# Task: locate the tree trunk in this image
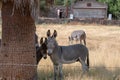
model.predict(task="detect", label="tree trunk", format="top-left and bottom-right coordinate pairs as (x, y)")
top-left (35, 0), bottom-right (40, 23)
top-left (0, 1), bottom-right (37, 80)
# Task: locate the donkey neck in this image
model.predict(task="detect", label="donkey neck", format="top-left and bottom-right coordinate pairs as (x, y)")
top-left (50, 45), bottom-right (63, 65)
top-left (53, 44), bottom-right (62, 55)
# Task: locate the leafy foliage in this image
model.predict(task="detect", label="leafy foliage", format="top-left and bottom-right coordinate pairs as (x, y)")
top-left (97, 0), bottom-right (120, 19)
top-left (54, 0), bottom-right (64, 5)
top-left (39, 0), bottom-right (50, 16)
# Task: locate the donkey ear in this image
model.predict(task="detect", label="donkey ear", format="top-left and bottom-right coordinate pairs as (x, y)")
top-left (52, 30), bottom-right (57, 38)
top-left (47, 29), bottom-right (51, 37)
top-left (40, 37), bottom-right (43, 44)
top-left (44, 37), bottom-right (47, 44)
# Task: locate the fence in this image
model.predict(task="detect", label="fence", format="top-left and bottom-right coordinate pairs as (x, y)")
top-left (38, 18), bottom-right (120, 26)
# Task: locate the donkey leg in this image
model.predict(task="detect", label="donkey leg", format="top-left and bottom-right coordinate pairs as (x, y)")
top-left (54, 65), bottom-right (58, 80)
top-left (78, 57), bottom-right (88, 79)
top-left (59, 64), bottom-right (63, 80)
top-left (68, 36), bottom-right (71, 45)
top-left (79, 57), bottom-right (88, 72)
top-left (83, 39), bottom-right (86, 46)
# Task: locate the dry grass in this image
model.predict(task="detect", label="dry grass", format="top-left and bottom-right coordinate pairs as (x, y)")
top-left (0, 16), bottom-right (120, 80)
top-left (1, 23), bottom-right (120, 80)
top-left (36, 23), bottom-right (120, 80)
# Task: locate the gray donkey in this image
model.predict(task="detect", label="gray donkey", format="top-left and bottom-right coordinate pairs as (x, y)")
top-left (69, 30), bottom-right (86, 45)
top-left (47, 30), bottom-right (89, 80)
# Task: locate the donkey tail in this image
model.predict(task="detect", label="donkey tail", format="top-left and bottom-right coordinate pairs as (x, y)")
top-left (87, 51), bottom-right (89, 69)
top-left (83, 32), bottom-right (86, 46)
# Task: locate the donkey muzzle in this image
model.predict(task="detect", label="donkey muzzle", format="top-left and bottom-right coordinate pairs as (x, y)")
top-left (43, 56), bottom-right (47, 59)
top-left (43, 55), bottom-right (47, 59)
top-left (47, 49), bottom-right (53, 56)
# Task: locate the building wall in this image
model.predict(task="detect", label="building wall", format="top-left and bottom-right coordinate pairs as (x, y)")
top-left (73, 8), bottom-right (107, 18)
top-left (73, 1), bottom-right (107, 19)
top-left (73, 1), bottom-right (107, 8)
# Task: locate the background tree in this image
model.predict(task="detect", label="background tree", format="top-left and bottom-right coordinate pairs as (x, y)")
top-left (97, 0), bottom-right (120, 19)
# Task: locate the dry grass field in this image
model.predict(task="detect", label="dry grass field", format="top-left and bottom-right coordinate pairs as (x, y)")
top-left (0, 22), bottom-right (120, 80)
top-left (36, 23), bottom-right (120, 80)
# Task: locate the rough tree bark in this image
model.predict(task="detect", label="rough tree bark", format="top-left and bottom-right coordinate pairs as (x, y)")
top-left (0, 1), bottom-right (38, 80)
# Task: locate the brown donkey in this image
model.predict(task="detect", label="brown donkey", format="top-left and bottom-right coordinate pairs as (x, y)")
top-left (35, 34), bottom-right (47, 64)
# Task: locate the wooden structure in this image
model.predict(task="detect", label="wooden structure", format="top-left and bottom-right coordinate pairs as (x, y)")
top-left (0, 0), bottom-right (38, 80)
top-left (72, 0), bottom-right (108, 19)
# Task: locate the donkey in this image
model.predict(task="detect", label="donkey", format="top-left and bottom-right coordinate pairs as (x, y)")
top-left (34, 33), bottom-right (47, 80)
top-left (47, 30), bottom-right (89, 80)
top-left (36, 37), bottom-right (47, 64)
top-left (69, 30), bottom-right (86, 46)
top-left (35, 33), bottom-right (47, 64)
